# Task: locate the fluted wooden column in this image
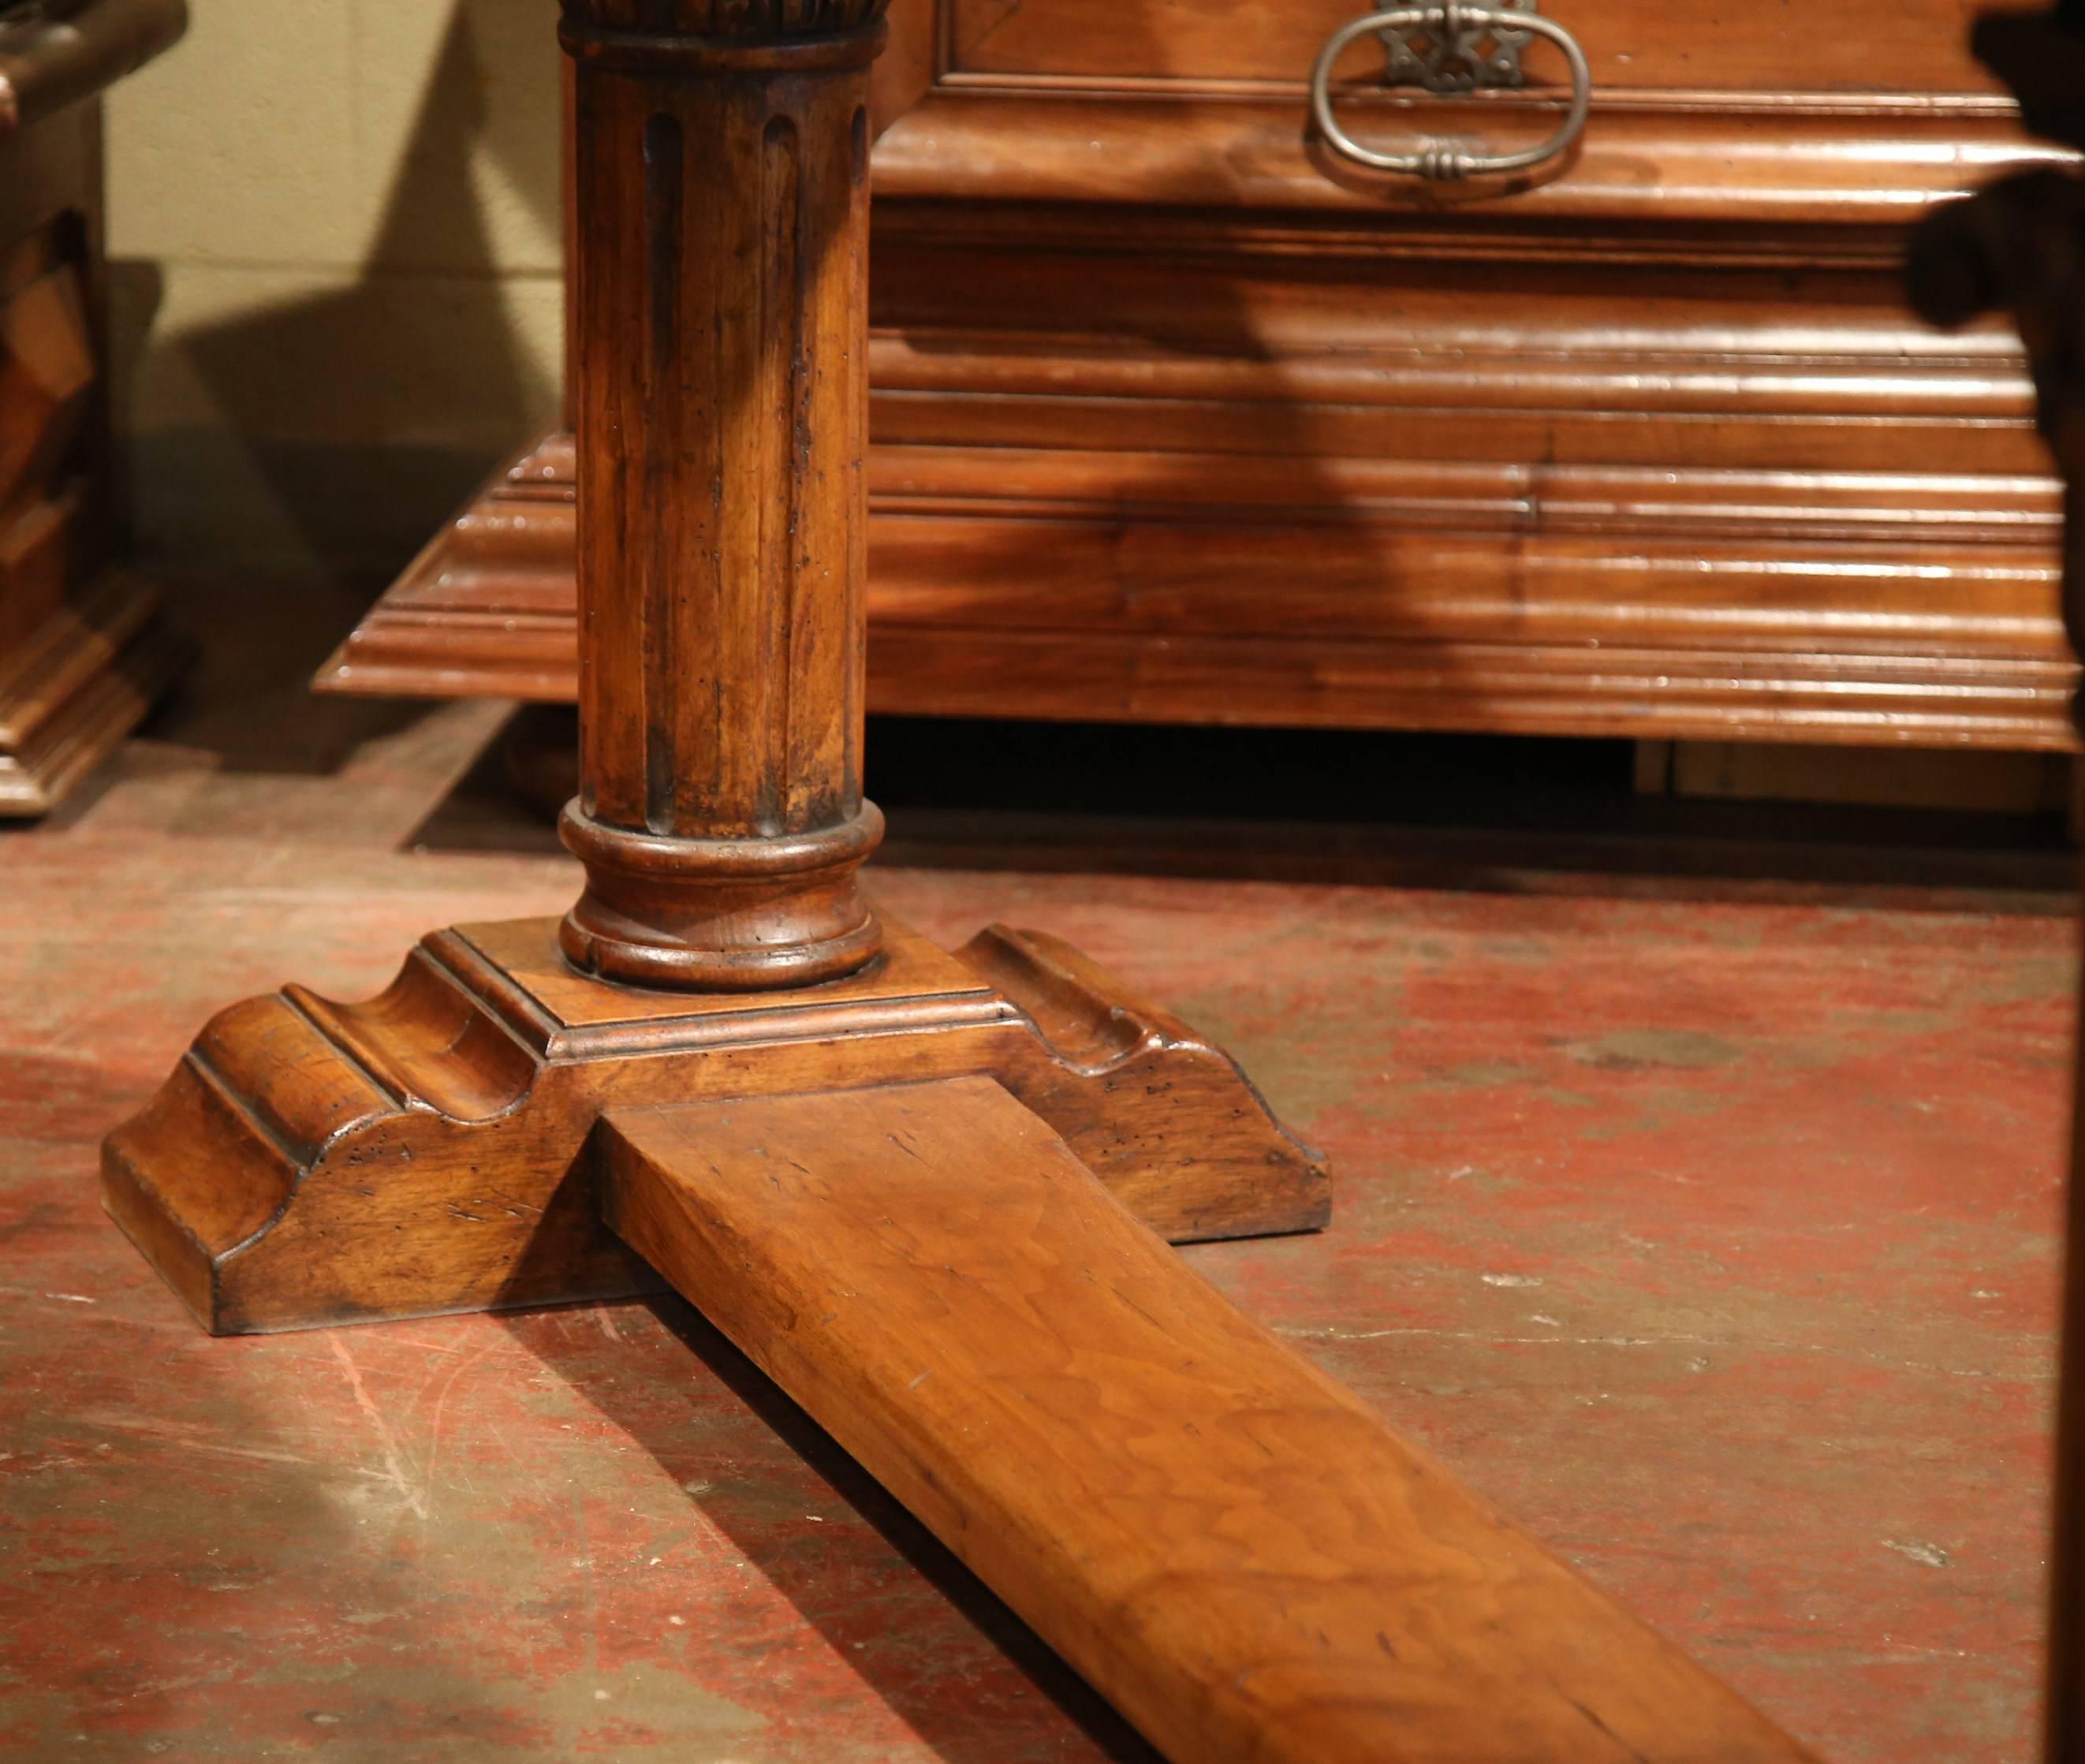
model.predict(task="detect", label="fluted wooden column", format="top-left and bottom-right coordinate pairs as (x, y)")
top-left (557, 0), bottom-right (887, 990)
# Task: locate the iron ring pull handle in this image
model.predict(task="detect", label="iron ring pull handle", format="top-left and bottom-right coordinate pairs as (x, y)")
top-left (1309, 4), bottom-right (1591, 181)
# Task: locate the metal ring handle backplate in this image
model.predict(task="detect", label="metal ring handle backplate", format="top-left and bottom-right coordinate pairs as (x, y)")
top-left (1310, 4), bottom-right (1591, 181)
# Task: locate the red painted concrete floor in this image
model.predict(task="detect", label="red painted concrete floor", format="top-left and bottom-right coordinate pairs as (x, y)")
top-left (1, 594), bottom-right (2075, 1760)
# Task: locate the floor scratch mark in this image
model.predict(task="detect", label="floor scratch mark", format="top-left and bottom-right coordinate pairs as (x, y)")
top-left (330, 1335), bottom-right (431, 1519)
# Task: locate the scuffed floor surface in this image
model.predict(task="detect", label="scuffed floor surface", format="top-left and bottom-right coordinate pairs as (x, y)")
top-left (0, 680), bottom-right (2073, 1760)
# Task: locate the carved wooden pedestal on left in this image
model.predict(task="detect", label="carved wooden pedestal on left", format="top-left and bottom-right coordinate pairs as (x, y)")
top-left (0, 2), bottom-right (188, 815)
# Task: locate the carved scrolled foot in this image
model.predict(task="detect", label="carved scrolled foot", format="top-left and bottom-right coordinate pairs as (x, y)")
top-left (956, 924), bottom-right (1330, 1243)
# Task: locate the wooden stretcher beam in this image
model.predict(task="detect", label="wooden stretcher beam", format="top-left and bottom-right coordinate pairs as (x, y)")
top-left (602, 1076), bottom-right (1818, 1764)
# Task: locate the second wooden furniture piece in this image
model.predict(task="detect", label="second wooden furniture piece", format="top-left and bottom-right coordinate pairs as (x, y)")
top-left (0, 0), bottom-right (186, 815)
top-left (320, 0), bottom-right (2080, 751)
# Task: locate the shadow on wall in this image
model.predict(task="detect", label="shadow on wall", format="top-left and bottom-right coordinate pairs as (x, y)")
top-left (106, 0), bottom-right (561, 576)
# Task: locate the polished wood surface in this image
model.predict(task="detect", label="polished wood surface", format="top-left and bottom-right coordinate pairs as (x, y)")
top-left (0, 0), bottom-right (185, 815)
top-left (0, 569), bottom-right (181, 811)
top-left (101, 911), bottom-right (1328, 1332)
top-left (106, 0), bottom-right (1332, 1322)
top-left (556, 0), bottom-right (889, 988)
top-left (107, 0), bottom-right (1837, 1753)
top-left (322, 0), bottom-right (2079, 749)
top-left (605, 1076), bottom-right (1817, 1764)
top-left (942, 0), bottom-right (2004, 94)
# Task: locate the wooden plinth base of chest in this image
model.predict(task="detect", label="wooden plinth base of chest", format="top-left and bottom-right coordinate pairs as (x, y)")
top-left (318, 391), bottom-right (2079, 751)
top-left (0, 570), bottom-right (184, 815)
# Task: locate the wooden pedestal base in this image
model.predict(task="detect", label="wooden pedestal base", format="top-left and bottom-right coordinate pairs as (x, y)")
top-left (102, 913), bottom-right (1327, 1335)
top-left (93, 2), bottom-right (1820, 1747)
top-left (100, 916), bottom-right (1815, 1760)
top-left (0, 572), bottom-right (183, 815)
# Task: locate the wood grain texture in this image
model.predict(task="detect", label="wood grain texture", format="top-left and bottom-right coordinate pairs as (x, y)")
top-left (101, 914), bottom-right (1327, 1333)
top-left (871, 95), bottom-right (2061, 225)
top-left (64, 654), bottom-right (2065, 1755)
top-left (319, 388), bottom-right (2078, 745)
top-left (556, 4), bottom-right (888, 988)
top-left (602, 1077), bottom-right (1818, 1764)
top-left (319, 43), bottom-right (2082, 751)
top-left (568, 55), bottom-right (864, 840)
top-left (942, 0), bottom-right (2003, 97)
top-left (0, 570), bottom-right (186, 814)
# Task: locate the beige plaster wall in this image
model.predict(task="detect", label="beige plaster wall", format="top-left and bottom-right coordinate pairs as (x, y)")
top-left (103, 0), bottom-right (566, 570)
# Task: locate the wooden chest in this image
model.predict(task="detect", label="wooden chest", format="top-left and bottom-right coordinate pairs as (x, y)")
top-left (320, 0), bottom-right (2079, 750)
